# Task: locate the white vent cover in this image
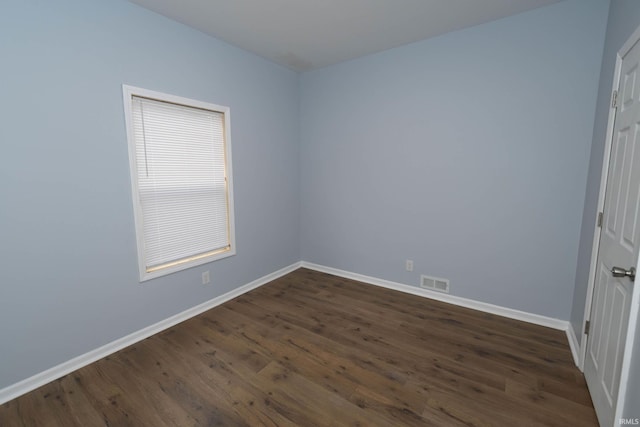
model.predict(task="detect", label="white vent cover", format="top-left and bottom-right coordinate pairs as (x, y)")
top-left (420, 275), bottom-right (450, 293)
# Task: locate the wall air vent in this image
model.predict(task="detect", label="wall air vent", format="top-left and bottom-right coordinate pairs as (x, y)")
top-left (420, 274), bottom-right (450, 293)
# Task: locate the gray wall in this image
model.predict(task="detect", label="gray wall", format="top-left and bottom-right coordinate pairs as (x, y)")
top-left (0, 0), bottom-right (300, 389)
top-left (299, 0), bottom-right (608, 320)
top-left (570, 0), bottom-right (640, 419)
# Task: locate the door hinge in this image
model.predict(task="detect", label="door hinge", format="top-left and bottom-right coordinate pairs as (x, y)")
top-left (597, 211), bottom-right (604, 228)
top-left (612, 90), bottom-right (619, 109)
top-left (585, 320), bottom-right (591, 335)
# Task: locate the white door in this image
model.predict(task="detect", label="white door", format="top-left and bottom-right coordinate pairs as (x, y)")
top-left (585, 38), bottom-right (640, 427)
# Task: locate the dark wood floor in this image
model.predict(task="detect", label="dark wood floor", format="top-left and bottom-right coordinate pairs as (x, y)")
top-left (0, 268), bottom-right (597, 426)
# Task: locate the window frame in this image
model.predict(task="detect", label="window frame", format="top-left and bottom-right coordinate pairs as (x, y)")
top-left (122, 84), bottom-right (236, 282)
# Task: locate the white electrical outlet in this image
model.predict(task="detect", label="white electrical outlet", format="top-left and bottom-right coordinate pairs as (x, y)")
top-left (202, 270), bottom-right (210, 285)
top-left (405, 260), bottom-right (414, 272)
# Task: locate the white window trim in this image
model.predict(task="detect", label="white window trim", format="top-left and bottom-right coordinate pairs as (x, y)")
top-left (122, 84), bottom-right (236, 282)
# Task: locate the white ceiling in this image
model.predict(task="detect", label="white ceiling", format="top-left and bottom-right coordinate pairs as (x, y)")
top-left (128, 0), bottom-right (563, 71)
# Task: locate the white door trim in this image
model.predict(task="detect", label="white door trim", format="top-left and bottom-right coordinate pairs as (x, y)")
top-left (582, 24), bottom-right (640, 426)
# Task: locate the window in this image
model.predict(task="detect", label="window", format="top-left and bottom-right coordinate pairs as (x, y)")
top-left (122, 85), bottom-right (235, 281)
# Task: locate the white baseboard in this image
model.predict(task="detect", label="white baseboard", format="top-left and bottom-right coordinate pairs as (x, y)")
top-left (301, 262), bottom-right (570, 331)
top-left (1, 260), bottom-right (578, 405)
top-left (566, 322), bottom-right (582, 370)
top-left (0, 262), bottom-right (302, 405)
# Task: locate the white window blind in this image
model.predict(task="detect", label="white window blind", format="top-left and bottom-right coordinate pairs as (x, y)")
top-left (124, 86), bottom-right (235, 281)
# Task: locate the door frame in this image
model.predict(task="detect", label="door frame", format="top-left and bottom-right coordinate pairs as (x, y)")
top-left (581, 23), bottom-right (640, 424)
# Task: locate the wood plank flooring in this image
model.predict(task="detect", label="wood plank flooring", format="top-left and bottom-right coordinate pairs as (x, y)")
top-left (0, 268), bottom-right (597, 426)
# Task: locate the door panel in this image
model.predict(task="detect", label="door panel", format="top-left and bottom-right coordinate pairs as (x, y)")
top-left (585, 39), bottom-right (640, 427)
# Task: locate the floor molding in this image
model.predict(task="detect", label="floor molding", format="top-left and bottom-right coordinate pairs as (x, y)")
top-left (566, 322), bottom-right (582, 370)
top-left (301, 262), bottom-right (570, 331)
top-left (0, 262), bottom-right (302, 406)
top-left (1, 260), bottom-right (577, 405)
